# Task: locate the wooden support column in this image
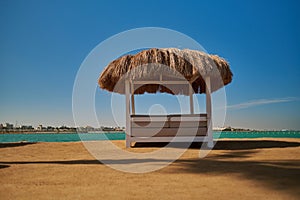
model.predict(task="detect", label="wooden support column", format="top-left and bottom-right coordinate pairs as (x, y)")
top-left (125, 79), bottom-right (131, 148)
top-left (189, 84), bottom-right (194, 114)
top-left (131, 82), bottom-right (135, 114)
top-left (205, 76), bottom-right (213, 148)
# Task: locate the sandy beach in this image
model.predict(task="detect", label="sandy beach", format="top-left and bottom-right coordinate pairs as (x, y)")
top-left (0, 138), bottom-right (299, 200)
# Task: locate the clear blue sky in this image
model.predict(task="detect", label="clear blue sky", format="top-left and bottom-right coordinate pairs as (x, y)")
top-left (1, 0), bottom-right (299, 130)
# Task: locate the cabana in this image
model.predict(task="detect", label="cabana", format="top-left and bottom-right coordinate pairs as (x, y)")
top-left (98, 48), bottom-right (232, 147)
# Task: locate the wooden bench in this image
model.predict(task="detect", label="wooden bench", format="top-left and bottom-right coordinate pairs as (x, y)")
top-left (127, 114), bottom-right (211, 146)
top-left (124, 77), bottom-right (213, 148)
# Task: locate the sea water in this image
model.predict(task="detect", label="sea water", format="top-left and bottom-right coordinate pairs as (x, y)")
top-left (0, 133), bottom-right (125, 143)
top-left (215, 131), bottom-right (300, 139)
top-left (0, 131), bottom-right (299, 143)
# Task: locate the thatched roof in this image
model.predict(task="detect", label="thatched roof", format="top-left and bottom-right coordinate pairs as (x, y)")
top-left (98, 48), bottom-right (232, 95)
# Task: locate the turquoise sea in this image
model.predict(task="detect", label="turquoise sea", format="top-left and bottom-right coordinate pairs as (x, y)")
top-left (0, 131), bottom-right (299, 143)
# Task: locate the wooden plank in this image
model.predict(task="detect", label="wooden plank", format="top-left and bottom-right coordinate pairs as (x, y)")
top-left (131, 116), bottom-right (168, 122)
top-left (130, 136), bottom-right (210, 143)
top-left (131, 116), bottom-right (207, 122)
top-left (169, 116), bottom-right (207, 121)
top-left (189, 73), bottom-right (200, 83)
top-left (132, 121), bottom-right (207, 128)
top-left (132, 121), bottom-right (169, 128)
top-left (131, 127), bottom-right (207, 137)
top-left (133, 80), bottom-right (189, 85)
top-left (169, 121), bottom-right (207, 128)
top-left (131, 114), bottom-right (207, 118)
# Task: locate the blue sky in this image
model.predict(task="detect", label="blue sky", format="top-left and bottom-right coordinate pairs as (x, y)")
top-left (1, 0), bottom-right (300, 130)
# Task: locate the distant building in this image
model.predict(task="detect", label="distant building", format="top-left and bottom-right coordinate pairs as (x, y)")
top-left (21, 125), bottom-right (34, 131)
top-left (57, 126), bottom-right (76, 132)
top-left (59, 126), bottom-right (69, 131)
top-left (213, 126), bottom-right (233, 131)
top-left (85, 126), bottom-right (95, 131)
top-left (114, 127), bottom-right (124, 131)
top-left (102, 127), bottom-right (114, 131)
top-left (4, 123), bottom-right (14, 130)
top-left (37, 125), bottom-right (43, 131)
top-left (47, 126), bottom-right (55, 131)
top-left (37, 125), bottom-right (47, 131)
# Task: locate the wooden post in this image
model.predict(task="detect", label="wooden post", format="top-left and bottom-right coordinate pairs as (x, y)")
top-left (125, 79), bottom-right (131, 148)
top-left (205, 76), bottom-right (213, 147)
top-left (131, 82), bottom-right (135, 114)
top-left (131, 95), bottom-right (135, 114)
top-left (189, 85), bottom-right (194, 114)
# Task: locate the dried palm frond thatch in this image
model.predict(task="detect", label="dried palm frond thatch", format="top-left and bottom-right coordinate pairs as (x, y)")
top-left (98, 48), bottom-right (232, 95)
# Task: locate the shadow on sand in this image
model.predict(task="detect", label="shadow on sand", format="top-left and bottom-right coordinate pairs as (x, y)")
top-left (174, 150), bottom-right (300, 198)
top-left (0, 165), bottom-right (10, 169)
top-left (0, 142), bottom-right (36, 149)
top-left (134, 140), bottom-right (300, 150)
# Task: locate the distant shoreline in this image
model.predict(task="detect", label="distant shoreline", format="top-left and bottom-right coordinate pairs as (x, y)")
top-left (0, 130), bottom-right (299, 134)
top-left (0, 131), bottom-right (125, 134)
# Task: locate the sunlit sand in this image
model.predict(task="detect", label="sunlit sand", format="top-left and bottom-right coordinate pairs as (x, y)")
top-left (1, 138), bottom-right (299, 199)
